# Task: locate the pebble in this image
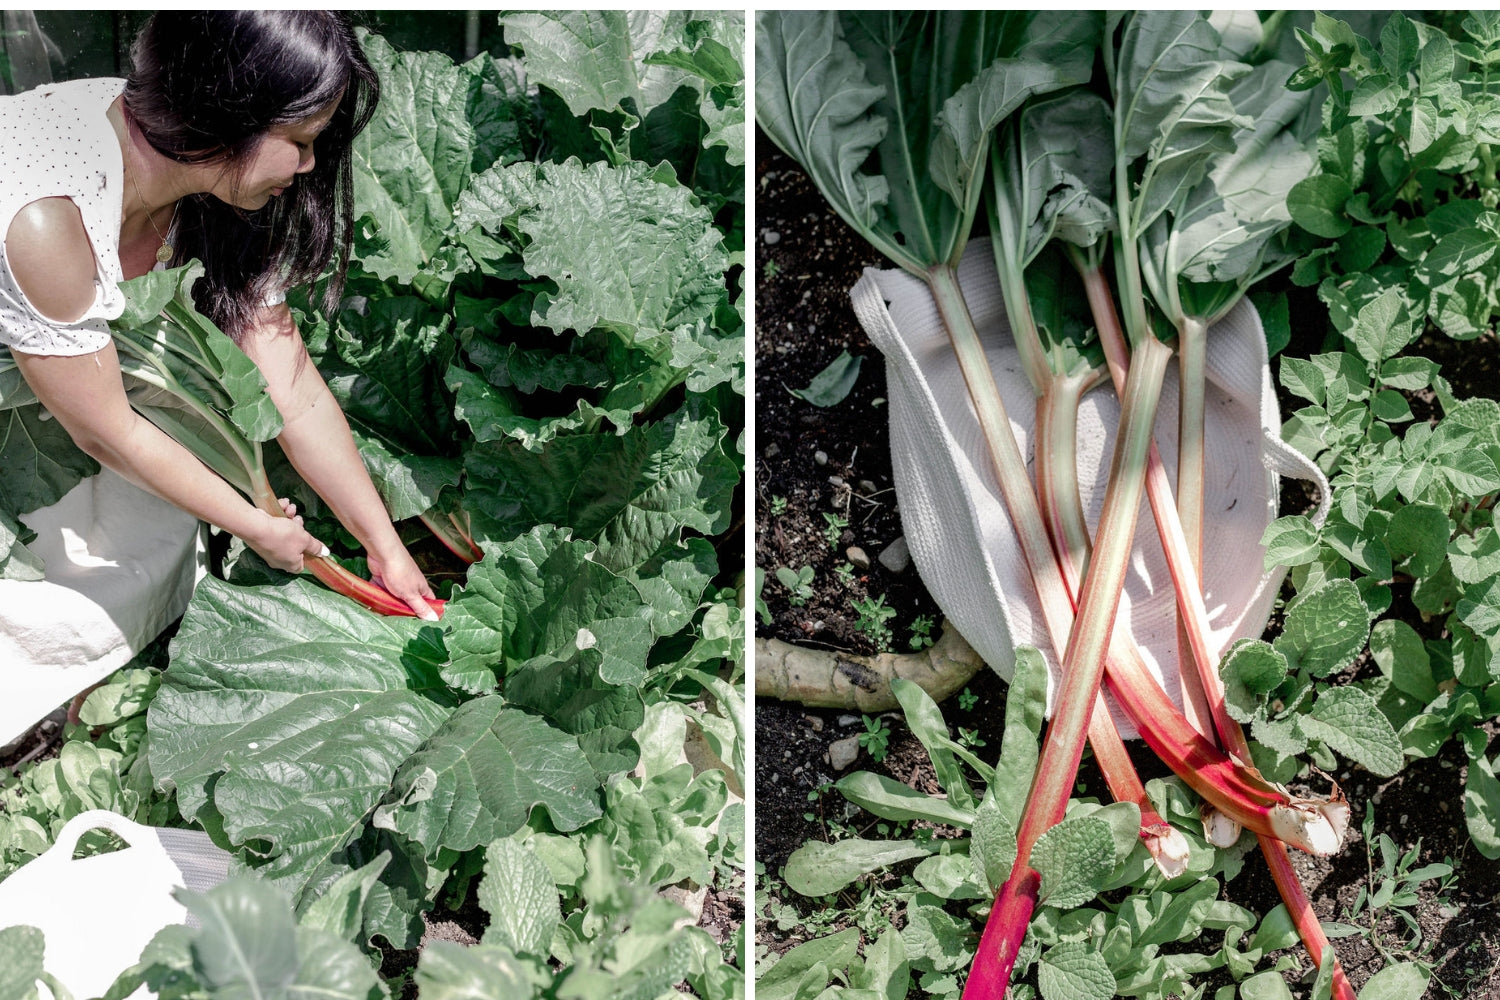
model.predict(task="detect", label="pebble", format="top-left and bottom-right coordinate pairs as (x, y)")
top-left (829, 736), bottom-right (861, 771)
top-left (811, 620), bottom-right (825, 632)
top-left (858, 480), bottom-right (877, 493)
top-left (765, 443), bottom-right (780, 458)
top-left (764, 230), bottom-right (781, 245)
top-left (878, 536), bottom-right (912, 574)
top-left (814, 450), bottom-right (828, 466)
top-left (829, 476), bottom-right (844, 486)
top-left (838, 714), bottom-right (860, 728)
top-left (847, 546), bottom-right (871, 570)
top-left (804, 715), bottom-right (824, 733)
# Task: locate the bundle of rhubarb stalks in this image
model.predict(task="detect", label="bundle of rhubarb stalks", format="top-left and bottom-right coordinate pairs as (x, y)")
top-left (757, 11), bottom-right (1422, 998)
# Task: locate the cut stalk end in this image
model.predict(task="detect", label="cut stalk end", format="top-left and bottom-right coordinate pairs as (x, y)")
top-left (1200, 806), bottom-right (1243, 849)
top-left (1143, 822), bottom-right (1191, 878)
top-left (1268, 800), bottom-right (1346, 859)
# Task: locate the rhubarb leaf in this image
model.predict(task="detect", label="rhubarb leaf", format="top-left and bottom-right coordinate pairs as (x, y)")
top-left (478, 837), bottom-right (561, 956)
top-left (146, 576), bottom-right (456, 901)
top-left (352, 35), bottom-right (520, 283)
top-left (442, 526), bottom-right (655, 690)
top-left (1037, 941), bottom-right (1115, 1000)
top-left (1274, 579), bottom-right (1370, 677)
top-left (783, 839), bottom-right (937, 898)
top-left (372, 696), bottom-right (603, 860)
top-left (1031, 815), bottom-right (1114, 910)
top-left (463, 403), bottom-right (736, 576)
top-left (1300, 687), bottom-right (1404, 776)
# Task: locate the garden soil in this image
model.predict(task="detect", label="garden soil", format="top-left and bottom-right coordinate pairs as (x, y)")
top-left (754, 128), bottom-right (1500, 999)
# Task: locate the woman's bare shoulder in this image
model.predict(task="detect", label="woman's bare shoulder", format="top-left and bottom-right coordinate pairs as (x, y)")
top-left (4, 197), bottom-right (98, 324)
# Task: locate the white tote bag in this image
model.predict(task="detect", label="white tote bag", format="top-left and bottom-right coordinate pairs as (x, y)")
top-left (850, 240), bottom-right (1329, 736)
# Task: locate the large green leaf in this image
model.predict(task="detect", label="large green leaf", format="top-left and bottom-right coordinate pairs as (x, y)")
top-left (0, 405), bottom-right (95, 516)
top-left (373, 696), bottom-right (603, 858)
top-left (414, 941), bottom-right (531, 1000)
top-left (147, 577), bottom-right (456, 899)
top-left (464, 404), bottom-right (736, 575)
top-left (352, 34), bottom-right (511, 283)
top-left (456, 158), bottom-right (727, 346)
top-left (180, 880), bottom-right (300, 999)
top-left (479, 838), bottom-right (561, 957)
top-left (310, 294), bottom-right (458, 457)
top-left (442, 526), bottom-right (655, 689)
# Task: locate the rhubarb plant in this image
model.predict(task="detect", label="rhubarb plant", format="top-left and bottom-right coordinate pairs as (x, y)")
top-left (0, 12), bottom-right (745, 997)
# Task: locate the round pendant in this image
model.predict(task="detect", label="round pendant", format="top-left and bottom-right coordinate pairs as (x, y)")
top-left (155, 242), bottom-right (173, 264)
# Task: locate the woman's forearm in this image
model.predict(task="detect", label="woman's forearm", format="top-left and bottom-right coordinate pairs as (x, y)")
top-left (11, 344), bottom-right (315, 567)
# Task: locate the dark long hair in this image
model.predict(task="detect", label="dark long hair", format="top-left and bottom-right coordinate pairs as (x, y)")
top-left (122, 11), bottom-right (378, 340)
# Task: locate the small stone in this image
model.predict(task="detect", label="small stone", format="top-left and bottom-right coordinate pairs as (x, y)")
top-left (829, 736), bottom-right (861, 771)
top-left (878, 536), bottom-right (912, 574)
top-left (811, 619), bottom-right (825, 633)
top-left (858, 480), bottom-right (877, 493)
top-left (814, 450), bottom-right (828, 466)
top-left (764, 442), bottom-right (780, 458)
top-left (846, 546), bottom-right (871, 570)
top-left (764, 230), bottom-right (781, 245)
top-left (804, 715), bottom-right (824, 733)
top-left (838, 714), bottom-right (860, 728)
top-left (829, 476), bottom-right (844, 486)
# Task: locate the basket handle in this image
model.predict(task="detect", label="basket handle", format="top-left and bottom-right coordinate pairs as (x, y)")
top-left (49, 809), bottom-right (153, 860)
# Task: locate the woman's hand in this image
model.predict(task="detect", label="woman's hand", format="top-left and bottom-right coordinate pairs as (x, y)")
top-left (368, 544), bottom-right (440, 621)
top-left (248, 499), bottom-right (328, 573)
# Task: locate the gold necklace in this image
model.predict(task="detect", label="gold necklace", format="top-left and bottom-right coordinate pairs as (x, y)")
top-left (126, 163), bottom-right (177, 264)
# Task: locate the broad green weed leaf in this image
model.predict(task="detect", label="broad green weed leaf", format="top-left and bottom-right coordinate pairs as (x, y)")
top-left (789, 350), bottom-right (863, 407)
top-left (1384, 503), bottom-right (1451, 578)
top-left (1457, 575), bottom-right (1500, 642)
top-left (1464, 754), bottom-right (1500, 859)
top-left (1275, 579), bottom-right (1369, 677)
top-left (374, 696), bottom-right (603, 858)
top-left (1370, 620), bottom-right (1439, 702)
top-left (1241, 969), bottom-right (1296, 1000)
top-left (479, 838), bottom-right (561, 957)
top-left (849, 929), bottom-right (910, 1000)
top-left (1288, 174), bottom-right (1352, 238)
top-left (1037, 941), bottom-right (1114, 1000)
top-left (1261, 515), bottom-right (1321, 569)
top-left (835, 771), bottom-right (976, 828)
top-left (783, 839), bottom-right (936, 897)
top-left (1450, 527), bottom-right (1500, 584)
top-left (0, 925), bottom-right (45, 1000)
top-left (758, 930), bottom-right (861, 1000)
top-left (891, 678), bottom-right (971, 808)
top-left (1357, 962), bottom-right (1429, 1000)
top-left (912, 853), bottom-right (985, 901)
top-left (994, 646), bottom-right (1047, 830)
top-left (1032, 815), bottom-right (1114, 909)
top-left (414, 940), bottom-right (531, 1000)
top-left (179, 880), bottom-right (300, 999)
top-left (1221, 639), bottom-right (1289, 722)
top-left (1300, 687), bottom-right (1404, 776)
top-left (288, 926), bottom-right (387, 1000)
top-left (970, 788), bottom-right (1018, 893)
top-left (147, 577), bottom-right (454, 899)
top-left (901, 901), bottom-right (971, 973)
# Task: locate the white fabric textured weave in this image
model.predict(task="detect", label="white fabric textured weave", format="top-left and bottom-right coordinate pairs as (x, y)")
top-left (851, 239), bottom-right (1330, 737)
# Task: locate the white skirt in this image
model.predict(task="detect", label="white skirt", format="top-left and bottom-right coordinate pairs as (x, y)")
top-left (0, 467), bottom-right (203, 746)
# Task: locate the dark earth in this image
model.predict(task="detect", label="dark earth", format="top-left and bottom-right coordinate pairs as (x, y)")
top-left (753, 127), bottom-right (1500, 999)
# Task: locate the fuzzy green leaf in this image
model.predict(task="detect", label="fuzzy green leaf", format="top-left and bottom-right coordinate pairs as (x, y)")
top-left (783, 839), bottom-right (937, 898)
top-left (1300, 687), bottom-right (1404, 776)
top-left (1275, 579), bottom-right (1370, 677)
top-left (1038, 941), bottom-right (1115, 1000)
top-left (479, 838), bottom-right (561, 957)
top-left (1032, 815), bottom-right (1114, 909)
